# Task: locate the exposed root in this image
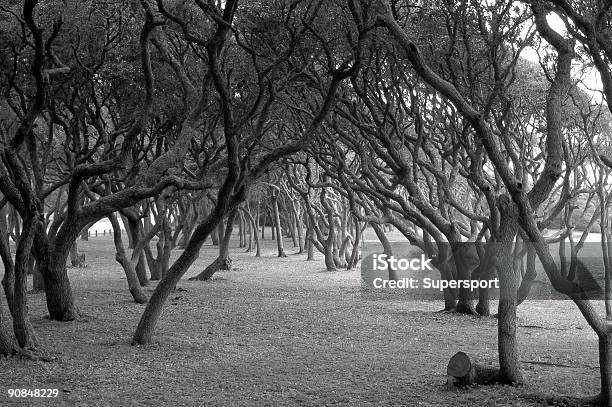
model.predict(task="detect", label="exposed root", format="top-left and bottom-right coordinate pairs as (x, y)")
top-left (454, 301), bottom-right (478, 315)
top-left (17, 347), bottom-right (56, 362)
top-left (189, 257), bottom-right (232, 281)
top-left (0, 346), bottom-right (56, 362)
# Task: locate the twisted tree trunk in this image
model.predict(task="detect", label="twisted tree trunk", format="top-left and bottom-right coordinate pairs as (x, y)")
top-left (108, 214), bottom-right (148, 304)
top-left (189, 210), bottom-right (237, 281)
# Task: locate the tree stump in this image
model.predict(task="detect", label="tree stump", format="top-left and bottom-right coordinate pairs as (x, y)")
top-left (447, 352), bottom-right (500, 386)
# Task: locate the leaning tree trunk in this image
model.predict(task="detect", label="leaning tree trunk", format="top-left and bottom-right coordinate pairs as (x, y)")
top-left (108, 214), bottom-right (148, 304)
top-left (157, 220), bottom-right (174, 279)
top-left (133, 203), bottom-right (230, 345)
top-left (135, 254), bottom-right (149, 287)
top-left (372, 223), bottom-right (397, 280)
top-left (243, 207), bottom-right (261, 257)
top-left (189, 210), bottom-right (237, 281)
top-left (217, 220), bottom-right (225, 247)
top-left (210, 227), bottom-right (220, 246)
top-left (145, 243), bottom-right (162, 281)
top-left (517, 243), bottom-right (537, 306)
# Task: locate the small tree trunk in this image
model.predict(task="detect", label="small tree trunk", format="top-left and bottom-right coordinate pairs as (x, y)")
top-left (272, 191), bottom-right (287, 258)
top-left (217, 220), bottom-right (225, 246)
top-left (347, 217), bottom-right (362, 270)
top-left (288, 211), bottom-right (297, 247)
top-left (605, 233), bottom-right (612, 320)
top-left (211, 227), bottom-right (219, 246)
top-left (32, 260), bottom-right (45, 292)
top-left (69, 241), bottom-right (85, 267)
top-left (108, 214), bottom-right (148, 304)
top-left (246, 210), bottom-right (253, 252)
top-left (189, 210), bottom-right (236, 281)
top-left (296, 210), bottom-right (304, 254)
top-left (129, 219), bottom-right (150, 287)
top-left (135, 254), bottom-right (149, 287)
top-left (145, 244), bottom-right (161, 281)
top-left (261, 211), bottom-right (265, 239)
top-left (238, 211), bottom-right (245, 248)
top-left (243, 207), bottom-right (260, 257)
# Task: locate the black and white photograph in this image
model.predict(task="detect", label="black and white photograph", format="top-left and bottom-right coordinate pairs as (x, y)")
top-left (1, 0), bottom-right (612, 405)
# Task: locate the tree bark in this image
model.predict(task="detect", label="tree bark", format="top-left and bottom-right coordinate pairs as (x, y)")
top-left (189, 209), bottom-right (236, 281)
top-left (451, 242), bottom-right (477, 315)
top-left (306, 222), bottom-right (315, 261)
top-left (372, 223), bottom-right (396, 280)
top-left (108, 214), bottom-right (148, 304)
top-left (145, 243), bottom-right (162, 281)
top-left (12, 215), bottom-right (39, 350)
top-left (242, 206), bottom-right (261, 257)
top-left (597, 332), bottom-right (612, 407)
top-left (133, 205), bottom-right (229, 345)
top-left (69, 241), bottom-right (85, 267)
top-left (32, 262), bottom-right (45, 293)
top-left (495, 195), bottom-right (523, 384)
top-left (0, 301), bottom-right (16, 356)
top-left (272, 190), bottom-right (287, 257)
top-left (39, 235), bottom-right (80, 321)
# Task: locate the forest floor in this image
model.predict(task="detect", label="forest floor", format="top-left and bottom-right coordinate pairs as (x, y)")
top-left (0, 231), bottom-right (603, 406)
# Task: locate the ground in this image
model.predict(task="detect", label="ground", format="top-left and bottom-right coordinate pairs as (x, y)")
top-left (0, 232), bottom-right (604, 406)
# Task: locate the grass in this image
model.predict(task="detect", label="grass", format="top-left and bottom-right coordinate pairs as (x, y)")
top-left (0, 232), bottom-right (604, 406)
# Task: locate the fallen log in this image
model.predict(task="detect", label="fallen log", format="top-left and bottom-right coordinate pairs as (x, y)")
top-left (447, 351), bottom-right (500, 386)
